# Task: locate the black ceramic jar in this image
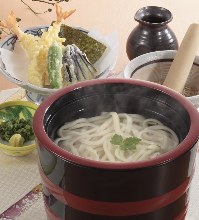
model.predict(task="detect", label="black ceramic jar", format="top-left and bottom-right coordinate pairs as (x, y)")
top-left (126, 6), bottom-right (179, 60)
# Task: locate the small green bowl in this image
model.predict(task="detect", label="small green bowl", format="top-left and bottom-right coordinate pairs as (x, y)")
top-left (0, 100), bottom-right (38, 156)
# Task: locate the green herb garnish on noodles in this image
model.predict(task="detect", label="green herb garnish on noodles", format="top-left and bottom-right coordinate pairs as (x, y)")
top-left (110, 134), bottom-right (141, 151)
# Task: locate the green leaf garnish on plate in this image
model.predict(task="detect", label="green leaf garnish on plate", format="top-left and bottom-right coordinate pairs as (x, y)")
top-left (110, 134), bottom-right (141, 151)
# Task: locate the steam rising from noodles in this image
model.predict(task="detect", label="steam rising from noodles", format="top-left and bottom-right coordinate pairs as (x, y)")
top-left (54, 112), bottom-right (179, 162)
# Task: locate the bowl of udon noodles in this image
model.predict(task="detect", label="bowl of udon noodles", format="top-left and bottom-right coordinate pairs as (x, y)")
top-left (33, 78), bottom-right (199, 220)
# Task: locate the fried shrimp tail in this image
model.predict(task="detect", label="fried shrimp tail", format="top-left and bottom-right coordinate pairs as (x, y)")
top-left (55, 3), bottom-right (76, 24)
top-left (0, 10), bottom-right (38, 56)
top-left (0, 11), bottom-right (23, 37)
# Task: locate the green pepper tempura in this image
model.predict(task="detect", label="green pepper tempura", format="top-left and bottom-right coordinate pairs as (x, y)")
top-left (0, 118), bottom-right (34, 144)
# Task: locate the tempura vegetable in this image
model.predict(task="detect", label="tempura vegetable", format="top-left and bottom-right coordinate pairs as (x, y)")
top-left (47, 42), bottom-right (63, 88)
top-left (62, 44), bottom-right (98, 85)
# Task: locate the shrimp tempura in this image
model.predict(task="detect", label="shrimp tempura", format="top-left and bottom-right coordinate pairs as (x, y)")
top-left (0, 11), bottom-right (39, 58)
top-left (0, 4), bottom-right (76, 87)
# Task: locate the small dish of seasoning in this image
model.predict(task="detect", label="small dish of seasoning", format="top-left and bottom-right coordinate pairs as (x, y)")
top-left (0, 100), bottom-right (38, 156)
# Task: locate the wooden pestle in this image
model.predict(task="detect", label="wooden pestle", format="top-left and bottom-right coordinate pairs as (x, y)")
top-left (163, 23), bottom-right (199, 93)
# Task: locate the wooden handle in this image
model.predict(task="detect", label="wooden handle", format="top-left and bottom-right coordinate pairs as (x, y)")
top-left (163, 23), bottom-right (199, 93)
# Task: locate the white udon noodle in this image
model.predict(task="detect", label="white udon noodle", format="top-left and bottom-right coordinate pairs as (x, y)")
top-left (54, 112), bottom-right (179, 162)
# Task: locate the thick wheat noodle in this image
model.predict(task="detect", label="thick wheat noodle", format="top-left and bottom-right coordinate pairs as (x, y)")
top-left (54, 112), bottom-right (179, 162)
